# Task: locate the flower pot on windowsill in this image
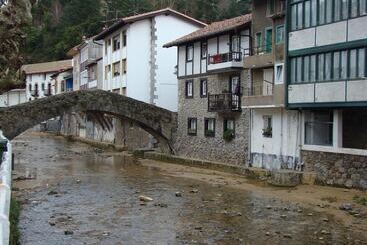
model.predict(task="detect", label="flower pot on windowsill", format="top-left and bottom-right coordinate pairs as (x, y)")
top-left (262, 128), bottom-right (272, 138)
top-left (223, 129), bottom-right (235, 142)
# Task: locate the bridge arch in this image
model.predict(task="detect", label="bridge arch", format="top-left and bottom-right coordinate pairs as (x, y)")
top-left (0, 90), bottom-right (177, 152)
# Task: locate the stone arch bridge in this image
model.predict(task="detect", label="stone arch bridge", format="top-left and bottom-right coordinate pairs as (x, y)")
top-left (0, 90), bottom-right (177, 152)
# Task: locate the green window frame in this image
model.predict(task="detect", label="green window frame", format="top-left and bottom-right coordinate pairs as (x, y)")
top-left (264, 27), bottom-right (273, 53)
top-left (289, 46), bottom-right (367, 84)
top-left (255, 32), bottom-right (262, 51)
top-left (276, 25), bottom-right (285, 44)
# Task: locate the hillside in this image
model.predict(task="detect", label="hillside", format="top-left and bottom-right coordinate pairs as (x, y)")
top-left (23, 0), bottom-right (251, 63)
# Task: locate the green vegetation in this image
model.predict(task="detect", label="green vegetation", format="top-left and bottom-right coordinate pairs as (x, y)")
top-left (10, 197), bottom-right (21, 245)
top-left (23, 0), bottom-right (251, 63)
top-left (353, 195), bottom-right (367, 206)
top-left (223, 129), bottom-right (235, 142)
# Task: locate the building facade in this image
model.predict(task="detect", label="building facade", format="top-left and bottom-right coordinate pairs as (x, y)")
top-left (286, 0), bottom-right (367, 189)
top-left (94, 8), bottom-right (206, 112)
top-left (22, 60), bottom-right (73, 100)
top-left (165, 15), bottom-right (252, 165)
top-left (0, 89), bottom-right (26, 107)
top-left (243, 0), bottom-right (301, 170)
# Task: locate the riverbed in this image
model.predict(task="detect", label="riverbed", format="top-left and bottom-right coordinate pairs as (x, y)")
top-left (12, 132), bottom-right (367, 244)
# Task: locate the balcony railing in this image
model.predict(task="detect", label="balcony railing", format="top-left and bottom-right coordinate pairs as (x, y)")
top-left (208, 52), bottom-right (242, 65)
top-left (208, 93), bottom-right (241, 112)
top-left (30, 90), bottom-right (38, 97)
top-left (244, 81), bottom-right (274, 96)
top-left (244, 44), bottom-right (272, 56)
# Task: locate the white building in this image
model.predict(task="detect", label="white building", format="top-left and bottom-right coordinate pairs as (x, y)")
top-left (21, 60), bottom-right (73, 100)
top-left (94, 8), bottom-right (206, 112)
top-left (0, 89), bottom-right (26, 107)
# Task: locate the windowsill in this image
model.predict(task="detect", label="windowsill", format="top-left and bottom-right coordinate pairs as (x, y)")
top-left (302, 144), bottom-right (367, 156)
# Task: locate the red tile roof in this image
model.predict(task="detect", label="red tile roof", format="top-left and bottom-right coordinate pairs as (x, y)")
top-left (94, 8), bottom-right (207, 41)
top-left (164, 14), bottom-right (252, 48)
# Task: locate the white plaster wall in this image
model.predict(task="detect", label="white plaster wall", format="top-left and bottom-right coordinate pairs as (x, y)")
top-left (218, 35), bottom-right (230, 53)
top-left (26, 72), bottom-right (54, 100)
top-left (315, 81), bottom-right (345, 102)
top-left (251, 108), bottom-right (299, 169)
top-left (347, 80), bottom-right (367, 101)
top-left (193, 42), bottom-right (201, 74)
top-left (288, 84), bottom-right (314, 103)
top-left (155, 14), bottom-right (202, 111)
top-left (178, 46), bottom-right (186, 77)
top-left (288, 28), bottom-right (315, 51)
top-left (348, 16), bottom-right (367, 41)
top-left (316, 21), bottom-right (347, 46)
top-left (0, 90), bottom-right (26, 107)
top-left (126, 19), bottom-right (151, 103)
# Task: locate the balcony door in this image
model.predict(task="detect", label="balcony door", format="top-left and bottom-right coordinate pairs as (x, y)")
top-left (265, 27), bottom-right (273, 53)
top-left (230, 76), bottom-right (240, 109)
top-left (263, 69), bottom-right (273, 95)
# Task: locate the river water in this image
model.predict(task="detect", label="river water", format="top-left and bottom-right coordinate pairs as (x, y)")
top-left (11, 132), bottom-right (366, 245)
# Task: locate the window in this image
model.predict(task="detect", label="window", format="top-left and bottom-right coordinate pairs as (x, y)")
top-left (28, 84), bottom-right (32, 92)
top-left (43, 74), bottom-right (46, 80)
top-left (113, 35), bottom-right (120, 51)
top-left (291, 0), bottom-right (367, 31)
top-left (263, 115), bottom-right (272, 138)
top-left (123, 32), bottom-right (127, 47)
top-left (201, 42), bottom-right (207, 59)
top-left (204, 118), bottom-right (215, 137)
top-left (265, 28), bottom-right (273, 53)
top-left (275, 25), bottom-right (285, 44)
top-left (200, 79), bottom-right (207, 97)
top-left (113, 61), bottom-right (120, 77)
top-left (105, 65), bottom-right (111, 80)
top-left (231, 35), bottom-right (240, 52)
top-left (188, 118), bottom-right (197, 136)
top-left (255, 32), bottom-right (262, 52)
top-left (122, 59), bottom-right (127, 74)
top-left (223, 119), bottom-right (235, 140)
top-left (186, 45), bottom-right (193, 61)
top-left (305, 110), bottom-right (333, 146)
top-left (41, 83), bottom-right (45, 91)
top-left (275, 63), bottom-right (284, 84)
top-left (267, 0), bottom-right (275, 15)
top-left (185, 80), bottom-right (193, 98)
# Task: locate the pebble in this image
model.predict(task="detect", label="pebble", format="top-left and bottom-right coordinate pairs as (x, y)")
top-left (139, 195), bottom-right (153, 202)
top-left (190, 189), bottom-right (199, 193)
top-left (283, 234), bottom-right (292, 239)
top-left (322, 218), bottom-right (329, 222)
top-left (175, 192), bottom-right (182, 197)
top-left (307, 213), bottom-right (313, 216)
top-left (266, 205), bottom-right (272, 209)
top-left (280, 214), bottom-right (287, 218)
top-left (64, 230), bottom-right (74, 235)
top-left (265, 232), bottom-right (271, 236)
top-left (339, 203), bottom-right (353, 211)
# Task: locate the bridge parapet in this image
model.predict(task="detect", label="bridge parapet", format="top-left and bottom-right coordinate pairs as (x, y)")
top-left (0, 130), bottom-right (11, 245)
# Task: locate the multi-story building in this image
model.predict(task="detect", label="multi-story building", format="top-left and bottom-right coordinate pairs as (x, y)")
top-left (0, 89), bottom-right (26, 107)
top-left (286, 0), bottom-right (367, 189)
top-left (164, 15), bottom-right (252, 165)
top-left (22, 60), bottom-right (73, 100)
top-left (50, 68), bottom-right (73, 95)
top-left (94, 8), bottom-right (206, 112)
top-left (243, 0), bottom-right (301, 170)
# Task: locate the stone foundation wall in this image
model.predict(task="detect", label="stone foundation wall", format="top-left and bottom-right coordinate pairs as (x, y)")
top-left (302, 150), bottom-right (367, 189)
top-left (174, 72), bottom-right (250, 165)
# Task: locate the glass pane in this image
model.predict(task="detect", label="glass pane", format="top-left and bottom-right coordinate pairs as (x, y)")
top-left (311, 0), bottom-right (317, 25)
top-left (305, 1), bottom-right (311, 27)
top-left (342, 0), bottom-right (349, 19)
top-left (304, 55), bottom-right (310, 82)
top-left (333, 51), bottom-right (340, 80)
top-left (361, 0), bottom-right (367, 15)
top-left (341, 51), bottom-right (348, 79)
top-left (351, 0), bottom-right (359, 17)
top-left (297, 57), bottom-right (303, 82)
top-left (318, 54), bottom-right (325, 81)
top-left (310, 55), bottom-right (317, 81)
top-left (335, 0), bottom-right (341, 21)
top-left (325, 52), bottom-right (332, 80)
top-left (297, 3), bottom-right (303, 29)
top-left (326, 0), bottom-right (333, 23)
top-left (304, 111), bottom-right (333, 146)
top-left (319, 0), bottom-right (326, 24)
top-left (291, 5), bottom-right (297, 31)
top-left (291, 58), bottom-right (296, 83)
top-left (350, 49), bottom-right (357, 78)
top-left (358, 48), bottom-right (365, 78)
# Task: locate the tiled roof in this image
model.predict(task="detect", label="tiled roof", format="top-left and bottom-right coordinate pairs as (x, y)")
top-left (94, 8), bottom-right (207, 40)
top-left (164, 14), bottom-right (252, 47)
top-left (21, 60), bottom-right (73, 75)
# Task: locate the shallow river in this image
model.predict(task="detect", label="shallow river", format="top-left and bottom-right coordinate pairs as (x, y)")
top-left (12, 132), bottom-right (365, 245)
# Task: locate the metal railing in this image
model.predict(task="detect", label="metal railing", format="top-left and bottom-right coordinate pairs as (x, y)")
top-left (208, 93), bottom-right (241, 112)
top-left (244, 81), bottom-right (274, 96)
top-left (0, 130), bottom-right (12, 245)
top-left (243, 44), bottom-right (273, 56)
top-left (208, 52), bottom-right (242, 65)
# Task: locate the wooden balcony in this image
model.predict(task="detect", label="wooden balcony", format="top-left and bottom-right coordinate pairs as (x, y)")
top-left (208, 93), bottom-right (241, 113)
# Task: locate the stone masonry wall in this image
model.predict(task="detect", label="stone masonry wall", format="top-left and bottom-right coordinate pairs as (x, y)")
top-left (302, 150), bottom-right (367, 189)
top-left (174, 71), bottom-right (250, 165)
